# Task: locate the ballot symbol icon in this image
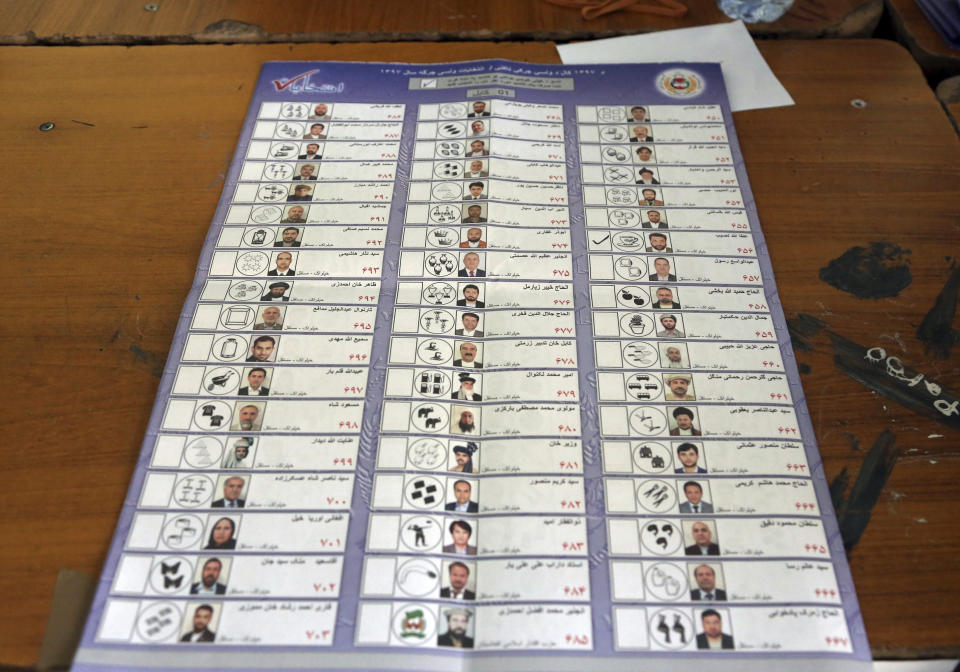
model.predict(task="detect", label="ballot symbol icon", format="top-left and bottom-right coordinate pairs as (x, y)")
top-left (193, 400), bottom-right (232, 431)
top-left (204, 367), bottom-right (240, 395)
top-left (637, 478), bottom-right (677, 513)
top-left (275, 122), bottom-right (303, 139)
top-left (617, 286), bottom-right (649, 309)
top-left (236, 251), bottom-right (271, 276)
top-left (269, 142), bottom-right (299, 159)
top-left (183, 436), bottom-right (224, 469)
top-left (435, 141), bottom-right (464, 158)
top-left (257, 183), bottom-right (288, 202)
top-left (393, 603), bottom-right (436, 646)
top-left (417, 338), bottom-right (453, 365)
top-left (219, 305), bottom-right (255, 331)
top-left (438, 122), bottom-right (466, 138)
top-left (613, 231), bottom-right (644, 252)
top-left (422, 282), bottom-right (456, 305)
top-left (264, 162), bottom-right (294, 180)
top-left (604, 166), bottom-right (632, 183)
top-left (401, 515), bottom-right (443, 551)
top-left (420, 308), bottom-right (454, 334)
top-left (434, 161), bottom-right (464, 179)
top-left (228, 281), bottom-right (264, 301)
top-left (609, 209), bottom-right (640, 228)
top-left (640, 519), bottom-right (683, 555)
top-left (250, 205), bottom-right (283, 224)
top-left (415, 369), bottom-right (451, 397)
top-left (407, 437), bottom-right (448, 470)
top-left (412, 403), bottom-right (449, 433)
top-left (406, 476), bottom-right (444, 509)
top-left (607, 187), bottom-right (637, 205)
top-left (149, 556), bottom-right (191, 594)
top-left (645, 562), bottom-right (687, 601)
top-left (161, 514), bottom-right (204, 550)
top-left (431, 182), bottom-right (463, 202)
top-left (429, 204), bottom-right (460, 224)
top-left (427, 228), bottom-right (460, 249)
top-left (622, 341), bottom-right (659, 368)
top-left (650, 608), bottom-right (692, 649)
top-left (625, 373), bottom-right (662, 401)
top-left (597, 106), bottom-right (624, 122)
top-left (602, 146), bottom-right (630, 163)
top-left (601, 125), bottom-right (627, 142)
top-left (173, 474), bottom-right (215, 508)
top-left (629, 406), bottom-right (667, 436)
top-left (396, 558), bottom-right (440, 597)
top-left (614, 255), bottom-right (647, 280)
top-left (212, 335), bottom-right (248, 363)
top-left (439, 103), bottom-right (468, 119)
top-left (279, 103), bottom-right (308, 119)
top-left (632, 441), bottom-right (671, 474)
top-left (135, 601), bottom-right (182, 642)
top-left (620, 312), bottom-right (654, 338)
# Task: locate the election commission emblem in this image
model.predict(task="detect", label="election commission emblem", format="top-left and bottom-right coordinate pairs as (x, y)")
top-left (658, 69), bottom-right (704, 98)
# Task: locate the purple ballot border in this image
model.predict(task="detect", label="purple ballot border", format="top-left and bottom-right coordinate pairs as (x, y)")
top-left (72, 59), bottom-right (871, 671)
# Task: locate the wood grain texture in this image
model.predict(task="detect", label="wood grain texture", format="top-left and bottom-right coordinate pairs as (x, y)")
top-left (0, 0), bottom-right (881, 43)
top-left (887, 0), bottom-right (960, 81)
top-left (0, 39), bottom-right (958, 666)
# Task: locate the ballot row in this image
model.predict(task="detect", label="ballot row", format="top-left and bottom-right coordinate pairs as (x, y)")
top-left (150, 434), bottom-right (811, 477)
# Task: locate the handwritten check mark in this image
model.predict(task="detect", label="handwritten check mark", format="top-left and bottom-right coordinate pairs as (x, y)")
top-left (421, 78), bottom-right (437, 89)
top-left (592, 234), bottom-right (611, 245)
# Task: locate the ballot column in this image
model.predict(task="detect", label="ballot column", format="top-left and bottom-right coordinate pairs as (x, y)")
top-left (356, 97), bottom-right (593, 651)
top-left (96, 101), bottom-right (403, 648)
top-left (577, 103), bottom-right (852, 654)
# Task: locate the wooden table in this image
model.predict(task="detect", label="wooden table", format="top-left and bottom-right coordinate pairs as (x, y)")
top-left (0, 0), bottom-right (882, 43)
top-left (2, 39), bottom-right (959, 667)
top-left (888, 0), bottom-right (960, 82)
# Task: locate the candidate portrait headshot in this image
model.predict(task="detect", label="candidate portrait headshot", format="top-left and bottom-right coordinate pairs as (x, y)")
top-left (231, 403), bottom-right (264, 432)
top-left (669, 406), bottom-right (701, 436)
top-left (466, 139), bottom-right (489, 157)
top-left (451, 372), bottom-right (481, 401)
top-left (437, 608), bottom-right (474, 649)
top-left (442, 519), bottom-right (477, 555)
top-left (238, 367), bottom-right (270, 396)
top-left (275, 226), bottom-right (302, 247)
top-left (660, 343), bottom-right (688, 369)
top-left (689, 563), bottom-right (726, 601)
top-left (643, 209), bottom-right (667, 229)
top-left (461, 204), bottom-right (487, 224)
top-left (664, 373), bottom-right (695, 401)
top-left (455, 311), bottom-right (483, 337)
top-left (696, 608), bottom-right (734, 649)
top-left (459, 227), bottom-right (486, 249)
top-left (627, 105), bottom-right (649, 122)
top-left (190, 557), bottom-right (230, 595)
top-left (463, 181), bottom-right (486, 200)
top-left (253, 306), bottom-right (285, 331)
top-left (679, 480), bottom-right (713, 514)
top-left (456, 283), bottom-right (484, 307)
top-left (468, 100), bottom-right (490, 117)
top-left (453, 341), bottom-right (482, 368)
top-left (684, 520), bottom-right (720, 556)
top-left (292, 164), bottom-right (318, 181)
top-left (674, 441), bottom-right (706, 474)
top-left (450, 407), bottom-right (478, 435)
top-left (465, 159), bottom-right (488, 178)
top-left (640, 188), bottom-right (664, 206)
top-left (212, 475), bottom-right (247, 509)
top-left (646, 232), bottom-right (671, 253)
top-left (222, 437), bottom-right (255, 469)
top-left (298, 143), bottom-right (322, 161)
top-left (445, 479), bottom-right (479, 513)
top-left (281, 205), bottom-right (307, 224)
top-left (268, 251), bottom-right (296, 277)
top-left (286, 183), bottom-right (313, 201)
top-left (204, 516), bottom-right (238, 550)
top-left (449, 442), bottom-right (478, 473)
top-left (180, 603), bottom-right (217, 642)
top-left (246, 335), bottom-right (277, 362)
top-left (657, 313), bottom-right (685, 338)
top-left (440, 560), bottom-right (476, 600)
top-left (458, 252), bottom-right (485, 278)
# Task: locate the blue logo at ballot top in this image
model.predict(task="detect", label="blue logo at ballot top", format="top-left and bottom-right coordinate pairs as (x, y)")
top-left (271, 69), bottom-right (345, 95)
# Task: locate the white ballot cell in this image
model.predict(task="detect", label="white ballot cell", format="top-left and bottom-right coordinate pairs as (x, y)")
top-left (492, 99), bottom-right (563, 121)
top-left (137, 472), bottom-right (355, 511)
top-left (609, 559), bottom-right (841, 605)
top-left (240, 160), bottom-right (397, 183)
top-left (151, 433), bottom-right (360, 472)
top-left (591, 310), bottom-right (777, 342)
top-left (406, 200), bottom-right (569, 229)
top-left (576, 104), bottom-right (723, 125)
top-left (376, 436), bottom-right (583, 475)
top-left (600, 439), bottom-right (809, 477)
top-left (364, 513), bottom-right (586, 557)
top-left (181, 333), bottom-right (373, 367)
top-left (385, 367), bottom-right (579, 403)
top-left (474, 604), bottom-right (592, 650)
top-left (395, 280), bottom-right (574, 310)
top-left (599, 403), bottom-right (801, 440)
top-left (606, 516), bottom-right (831, 559)
top-left (594, 370), bottom-right (791, 405)
top-left (359, 556), bottom-right (589, 603)
top-left (391, 307), bottom-right (573, 339)
top-left (170, 364), bottom-right (370, 399)
top-left (389, 336), bottom-right (577, 370)
top-left (371, 473), bottom-right (584, 515)
top-left (113, 554), bottom-right (345, 599)
top-left (258, 102), bottom-right (405, 121)
top-left (413, 158), bottom-right (566, 183)
top-left (612, 604), bottom-right (851, 653)
top-left (234, 181), bottom-right (394, 204)
top-left (585, 206), bottom-right (749, 232)
top-left (199, 278), bottom-right (382, 306)
top-left (605, 476), bottom-right (817, 517)
top-left (402, 224), bottom-right (572, 252)
top-left (594, 339), bottom-right (785, 373)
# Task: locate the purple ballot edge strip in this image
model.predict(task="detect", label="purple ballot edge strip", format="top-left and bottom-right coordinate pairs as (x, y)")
top-left (70, 59), bottom-right (870, 670)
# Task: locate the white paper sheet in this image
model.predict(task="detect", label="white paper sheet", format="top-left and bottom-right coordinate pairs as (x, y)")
top-left (558, 20), bottom-right (794, 113)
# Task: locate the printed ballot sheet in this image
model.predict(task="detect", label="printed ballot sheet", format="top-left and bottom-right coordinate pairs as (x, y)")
top-left (72, 61), bottom-right (872, 672)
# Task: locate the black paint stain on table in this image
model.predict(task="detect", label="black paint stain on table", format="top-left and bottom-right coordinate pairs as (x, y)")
top-left (819, 242), bottom-right (912, 299)
top-left (828, 331), bottom-right (960, 431)
top-left (830, 430), bottom-right (899, 552)
top-left (917, 263), bottom-right (960, 359)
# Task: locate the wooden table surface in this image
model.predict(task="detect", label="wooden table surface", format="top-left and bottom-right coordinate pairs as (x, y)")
top-left (0, 0), bottom-right (882, 43)
top-left (1, 39), bottom-right (959, 667)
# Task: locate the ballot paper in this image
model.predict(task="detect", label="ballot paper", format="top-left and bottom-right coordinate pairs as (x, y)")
top-left (558, 21), bottom-right (795, 112)
top-left (71, 60), bottom-right (870, 672)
